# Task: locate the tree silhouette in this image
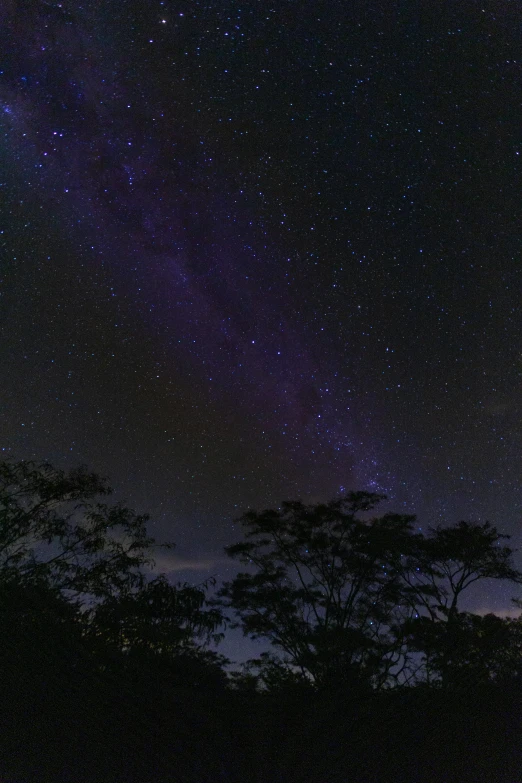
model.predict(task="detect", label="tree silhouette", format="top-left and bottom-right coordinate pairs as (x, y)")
top-left (2, 460), bottom-right (522, 782)
top-left (89, 574), bottom-right (228, 688)
top-left (221, 494), bottom-right (522, 691)
top-left (220, 492), bottom-right (420, 690)
top-left (0, 571), bottom-right (88, 682)
top-left (397, 521), bottom-right (522, 685)
top-left (403, 610), bottom-right (522, 688)
top-left (0, 459), bottom-right (168, 602)
top-left (0, 459), bottom-right (230, 782)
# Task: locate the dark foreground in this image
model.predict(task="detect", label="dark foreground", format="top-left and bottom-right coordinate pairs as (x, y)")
top-left (1, 671), bottom-right (521, 783)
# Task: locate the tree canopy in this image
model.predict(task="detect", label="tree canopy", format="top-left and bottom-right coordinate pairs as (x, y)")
top-left (0, 458), bottom-right (226, 685)
top-left (0, 459), bottom-right (158, 600)
top-left (220, 492), bottom-right (522, 690)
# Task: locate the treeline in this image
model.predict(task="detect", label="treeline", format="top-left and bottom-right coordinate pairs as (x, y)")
top-left (1, 459), bottom-right (521, 782)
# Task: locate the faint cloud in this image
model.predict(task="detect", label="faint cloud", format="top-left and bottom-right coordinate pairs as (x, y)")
top-left (151, 550), bottom-right (227, 575)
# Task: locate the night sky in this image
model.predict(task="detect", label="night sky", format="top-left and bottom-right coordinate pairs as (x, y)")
top-left (1, 0), bottom-right (522, 654)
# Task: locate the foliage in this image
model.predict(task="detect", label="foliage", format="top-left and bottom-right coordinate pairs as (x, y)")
top-left (396, 521), bottom-right (522, 685)
top-left (90, 574), bottom-right (224, 653)
top-left (403, 611), bottom-right (522, 688)
top-left (88, 574), bottom-right (229, 688)
top-left (0, 458), bottom-right (227, 689)
top-left (219, 492), bottom-right (420, 689)
top-left (221, 494), bottom-right (522, 691)
top-left (0, 459), bottom-right (162, 601)
top-left (399, 521), bottom-right (522, 623)
top-left (0, 570), bottom-right (88, 678)
top-left (1, 459), bottom-right (522, 781)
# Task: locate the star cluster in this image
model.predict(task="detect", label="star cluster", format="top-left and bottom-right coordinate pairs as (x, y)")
top-left (1, 0), bottom-right (521, 617)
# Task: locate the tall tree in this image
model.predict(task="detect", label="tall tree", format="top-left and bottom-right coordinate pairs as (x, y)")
top-left (219, 492), bottom-right (417, 690)
top-left (221, 495), bottom-right (522, 691)
top-left (398, 521), bottom-right (522, 685)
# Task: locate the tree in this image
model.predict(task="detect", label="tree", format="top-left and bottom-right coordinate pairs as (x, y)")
top-left (0, 458), bottom-right (227, 688)
top-left (402, 610), bottom-right (522, 688)
top-left (401, 522), bottom-right (522, 622)
top-left (0, 459), bottom-right (166, 601)
top-left (0, 571), bottom-right (88, 682)
top-left (397, 521), bottom-right (522, 686)
top-left (219, 492), bottom-right (418, 691)
top-left (91, 574), bottom-right (224, 653)
top-left (221, 494), bottom-right (522, 692)
top-left (89, 574), bottom-right (228, 688)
